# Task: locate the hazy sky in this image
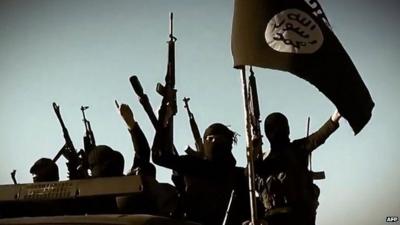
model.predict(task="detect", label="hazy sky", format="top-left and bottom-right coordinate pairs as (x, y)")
top-left (0, 0), bottom-right (399, 224)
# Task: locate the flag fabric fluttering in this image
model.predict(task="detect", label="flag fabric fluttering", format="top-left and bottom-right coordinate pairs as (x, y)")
top-left (231, 0), bottom-right (374, 134)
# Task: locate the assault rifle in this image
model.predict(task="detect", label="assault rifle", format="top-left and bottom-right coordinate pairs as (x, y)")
top-left (183, 97), bottom-right (204, 156)
top-left (156, 12), bottom-right (177, 129)
top-left (81, 106), bottom-right (96, 153)
top-left (52, 102), bottom-right (86, 179)
top-left (79, 105), bottom-right (96, 176)
top-left (153, 13), bottom-right (184, 194)
top-left (153, 12), bottom-right (177, 156)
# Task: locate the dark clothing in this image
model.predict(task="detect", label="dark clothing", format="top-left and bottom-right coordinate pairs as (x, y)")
top-left (152, 126), bottom-right (249, 225)
top-left (88, 145), bottom-right (124, 178)
top-left (256, 118), bottom-right (339, 225)
top-left (30, 158), bottom-right (59, 182)
top-left (116, 176), bottom-right (179, 217)
top-left (120, 122), bottom-right (178, 217)
top-left (127, 122), bottom-right (155, 178)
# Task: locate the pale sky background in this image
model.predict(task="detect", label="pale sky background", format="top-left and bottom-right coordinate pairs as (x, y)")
top-left (0, 0), bottom-right (399, 224)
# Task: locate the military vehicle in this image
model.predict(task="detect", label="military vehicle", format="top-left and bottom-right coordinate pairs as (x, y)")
top-left (0, 175), bottom-right (199, 225)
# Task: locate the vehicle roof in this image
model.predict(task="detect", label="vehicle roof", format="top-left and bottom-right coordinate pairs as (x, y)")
top-left (0, 214), bottom-right (200, 225)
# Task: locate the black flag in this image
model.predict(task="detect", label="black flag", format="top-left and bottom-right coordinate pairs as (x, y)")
top-left (231, 0), bottom-right (374, 134)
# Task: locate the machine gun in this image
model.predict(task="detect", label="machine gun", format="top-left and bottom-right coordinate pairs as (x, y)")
top-left (183, 97), bottom-right (204, 156)
top-left (52, 102), bottom-right (87, 179)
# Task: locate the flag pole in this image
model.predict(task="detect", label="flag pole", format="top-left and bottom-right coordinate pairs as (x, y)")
top-left (239, 66), bottom-right (258, 224)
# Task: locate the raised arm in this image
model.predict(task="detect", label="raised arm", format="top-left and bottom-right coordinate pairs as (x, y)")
top-left (151, 120), bottom-right (181, 170)
top-left (296, 109), bottom-right (342, 152)
top-left (151, 118), bottom-right (208, 176)
top-left (118, 103), bottom-right (151, 170)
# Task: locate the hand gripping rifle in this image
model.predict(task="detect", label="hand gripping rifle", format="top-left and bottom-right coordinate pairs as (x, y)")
top-left (183, 97), bottom-right (204, 156)
top-left (52, 102), bottom-right (86, 179)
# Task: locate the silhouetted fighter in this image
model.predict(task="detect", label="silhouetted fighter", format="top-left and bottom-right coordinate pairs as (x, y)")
top-left (152, 122), bottom-right (249, 225)
top-left (115, 102), bottom-right (179, 217)
top-left (87, 145), bottom-right (124, 178)
top-left (152, 12), bottom-right (248, 224)
top-left (30, 158), bottom-right (59, 183)
top-left (256, 110), bottom-right (341, 225)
